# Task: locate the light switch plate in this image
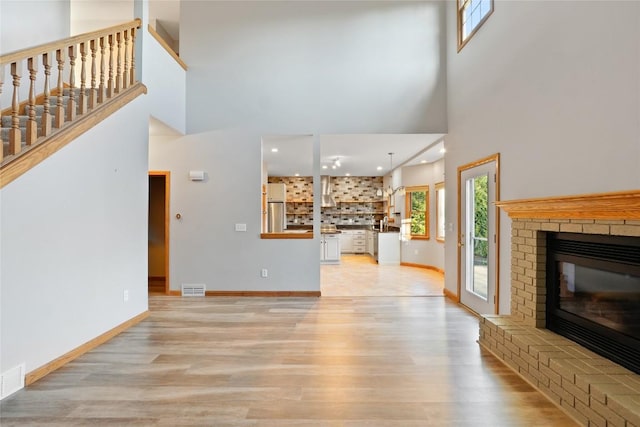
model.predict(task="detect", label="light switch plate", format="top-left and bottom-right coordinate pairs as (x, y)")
top-left (235, 223), bottom-right (247, 232)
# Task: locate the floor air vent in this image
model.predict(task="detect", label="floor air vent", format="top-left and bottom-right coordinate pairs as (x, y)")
top-left (181, 284), bottom-right (206, 297)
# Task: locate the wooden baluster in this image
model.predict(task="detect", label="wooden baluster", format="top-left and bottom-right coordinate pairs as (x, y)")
top-left (123, 30), bottom-right (130, 90)
top-left (55, 48), bottom-right (65, 128)
top-left (107, 34), bottom-right (114, 98)
top-left (78, 42), bottom-right (87, 115)
top-left (9, 62), bottom-right (22, 155)
top-left (41, 53), bottom-right (52, 137)
top-left (67, 45), bottom-right (77, 122)
top-left (0, 65), bottom-right (5, 162)
top-left (25, 57), bottom-right (38, 145)
top-left (89, 39), bottom-right (97, 109)
top-left (129, 27), bottom-right (136, 85)
top-left (115, 32), bottom-right (122, 93)
top-left (98, 36), bottom-right (106, 104)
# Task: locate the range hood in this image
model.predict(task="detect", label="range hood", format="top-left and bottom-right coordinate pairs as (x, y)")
top-left (321, 176), bottom-right (336, 207)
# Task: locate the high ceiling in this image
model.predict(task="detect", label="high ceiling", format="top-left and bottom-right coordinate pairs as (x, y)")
top-left (149, 2), bottom-right (447, 178)
top-left (263, 134), bottom-right (445, 177)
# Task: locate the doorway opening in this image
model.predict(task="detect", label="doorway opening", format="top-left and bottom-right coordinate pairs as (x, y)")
top-left (457, 154), bottom-right (500, 315)
top-left (148, 171), bottom-right (170, 295)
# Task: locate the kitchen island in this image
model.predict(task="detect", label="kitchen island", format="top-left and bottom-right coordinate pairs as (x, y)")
top-left (377, 231), bottom-right (400, 265)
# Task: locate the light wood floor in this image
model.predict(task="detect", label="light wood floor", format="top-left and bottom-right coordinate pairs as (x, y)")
top-left (321, 255), bottom-right (444, 297)
top-left (0, 296), bottom-right (577, 426)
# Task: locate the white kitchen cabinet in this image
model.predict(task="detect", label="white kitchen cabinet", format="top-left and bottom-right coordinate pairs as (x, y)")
top-left (267, 183), bottom-right (286, 202)
top-left (340, 232), bottom-right (353, 253)
top-left (377, 232), bottom-right (400, 265)
top-left (340, 230), bottom-right (367, 253)
top-left (352, 230), bottom-right (366, 254)
top-left (321, 234), bottom-right (341, 264)
top-left (366, 230), bottom-right (375, 256)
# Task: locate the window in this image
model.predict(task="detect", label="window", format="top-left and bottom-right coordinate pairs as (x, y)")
top-left (435, 182), bottom-right (445, 242)
top-left (458, 0), bottom-right (494, 51)
top-left (405, 186), bottom-right (429, 239)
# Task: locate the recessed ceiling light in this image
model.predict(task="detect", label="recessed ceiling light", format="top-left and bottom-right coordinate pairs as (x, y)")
top-left (345, 173), bottom-right (351, 177)
top-left (439, 147), bottom-right (446, 153)
top-left (332, 165), bottom-right (337, 170)
top-left (271, 148), bottom-right (278, 153)
top-left (376, 166), bottom-right (383, 171)
top-left (322, 165), bottom-right (328, 169)
top-left (421, 160), bottom-right (427, 164)
top-left (294, 173), bottom-right (300, 177)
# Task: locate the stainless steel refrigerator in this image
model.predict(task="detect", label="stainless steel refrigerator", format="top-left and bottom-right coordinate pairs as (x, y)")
top-left (268, 202), bottom-right (286, 232)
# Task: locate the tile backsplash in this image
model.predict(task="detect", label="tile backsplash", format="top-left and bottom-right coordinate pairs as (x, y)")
top-left (268, 176), bottom-right (386, 226)
top-left (269, 177), bottom-right (314, 225)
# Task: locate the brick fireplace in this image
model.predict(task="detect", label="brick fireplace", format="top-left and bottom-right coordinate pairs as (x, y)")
top-left (479, 190), bottom-right (640, 426)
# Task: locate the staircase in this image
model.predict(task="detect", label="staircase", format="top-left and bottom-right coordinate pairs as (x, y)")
top-left (1, 88), bottom-right (87, 147)
top-left (0, 19), bottom-right (145, 188)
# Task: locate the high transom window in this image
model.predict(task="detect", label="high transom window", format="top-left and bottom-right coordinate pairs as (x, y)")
top-left (458, 0), bottom-right (494, 51)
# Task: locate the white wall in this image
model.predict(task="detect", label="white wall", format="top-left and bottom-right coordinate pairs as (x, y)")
top-left (70, 0), bottom-right (134, 34)
top-left (181, 1), bottom-right (447, 134)
top-left (0, 96), bottom-right (149, 377)
top-left (0, 0), bottom-right (70, 53)
top-left (0, 0), bottom-right (71, 109)
top-left (444, 1), bottom-right (640, 313)
top-left (143, 32), bottom-right (186, 134)
top-left (400, 160), bottom-right (445, 271)
top-left (149, 130), bottom-right (320, 292)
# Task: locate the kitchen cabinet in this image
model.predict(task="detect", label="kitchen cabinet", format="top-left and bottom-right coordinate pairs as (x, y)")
top-left (321, 234), bottom-right (340, 264)
top-left (352, 230), bottom-right (366, 254)
top-left (366, 230), bottom-right (375, 256)
top-left (339, 230), bottom-right (366, 254)
top-left (267, 183), bottom-right (286, 202)
top-left (340, 232), bottom-right (353, 253)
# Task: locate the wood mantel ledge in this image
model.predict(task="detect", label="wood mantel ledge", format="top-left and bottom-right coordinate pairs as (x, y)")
top-left (495, 190), bottom-right (640, 220)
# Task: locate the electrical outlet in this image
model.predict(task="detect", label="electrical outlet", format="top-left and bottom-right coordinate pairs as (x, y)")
top-left (261, 269), bottom-right (268, 278)
top-left (123, 290), bottom-right (129, 302)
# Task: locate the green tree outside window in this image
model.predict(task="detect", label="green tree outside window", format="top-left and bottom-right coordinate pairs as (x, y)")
top-left (405, 186), bottom-right (429, 239)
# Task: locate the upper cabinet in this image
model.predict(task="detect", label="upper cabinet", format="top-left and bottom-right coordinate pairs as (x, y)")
top-left (267, 183), bottom-right (286, 202)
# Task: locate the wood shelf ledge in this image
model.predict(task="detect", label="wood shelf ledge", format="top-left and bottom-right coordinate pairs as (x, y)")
top-left (260, 232), bottom-right (314, 239)
top-left (495, 190), bottom-right (640, 220)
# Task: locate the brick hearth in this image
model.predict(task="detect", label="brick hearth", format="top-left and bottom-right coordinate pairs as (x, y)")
top-left (479, 191), bottom-right (640, 426)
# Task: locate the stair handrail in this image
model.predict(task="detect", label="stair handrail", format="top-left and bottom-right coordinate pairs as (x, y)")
top-left (0, 19), bottom-right (145, 187)
top-left (0, 19), bottom-right (141, 65)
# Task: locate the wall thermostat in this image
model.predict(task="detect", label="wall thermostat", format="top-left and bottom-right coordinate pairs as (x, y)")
top-left (189, 170), bottom-right (205, 181)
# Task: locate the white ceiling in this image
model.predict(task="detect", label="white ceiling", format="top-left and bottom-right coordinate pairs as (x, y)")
top-left (263, 134), bottom-right (445, 177)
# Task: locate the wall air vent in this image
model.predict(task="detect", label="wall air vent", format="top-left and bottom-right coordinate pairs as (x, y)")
top-left (181, 284), bottom-right (206, 297)
top-left (1, 363), bottom-right (25, 400)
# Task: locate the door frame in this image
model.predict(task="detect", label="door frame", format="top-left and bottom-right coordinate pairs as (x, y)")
top-left (149, 171), bottom-right (171, 295)
top-left (457, 153), bottom-right (500, 314)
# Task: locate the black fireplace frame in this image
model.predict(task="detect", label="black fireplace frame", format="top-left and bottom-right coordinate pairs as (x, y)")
top-left (546, 232), bottom-right (640, 374)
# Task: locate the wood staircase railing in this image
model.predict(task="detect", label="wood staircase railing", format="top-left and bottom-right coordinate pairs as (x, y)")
top-left (0, 19), bottom-right (146, 188)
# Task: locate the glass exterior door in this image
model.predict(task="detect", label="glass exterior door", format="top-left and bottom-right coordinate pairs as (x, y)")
top-left (459, 157), bottom-right (498, 314)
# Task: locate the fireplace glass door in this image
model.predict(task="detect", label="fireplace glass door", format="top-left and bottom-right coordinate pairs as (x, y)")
top-left (556, 261), bottom-right (640, 338)
top-left (547, 232), bottom-right (640, 374)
